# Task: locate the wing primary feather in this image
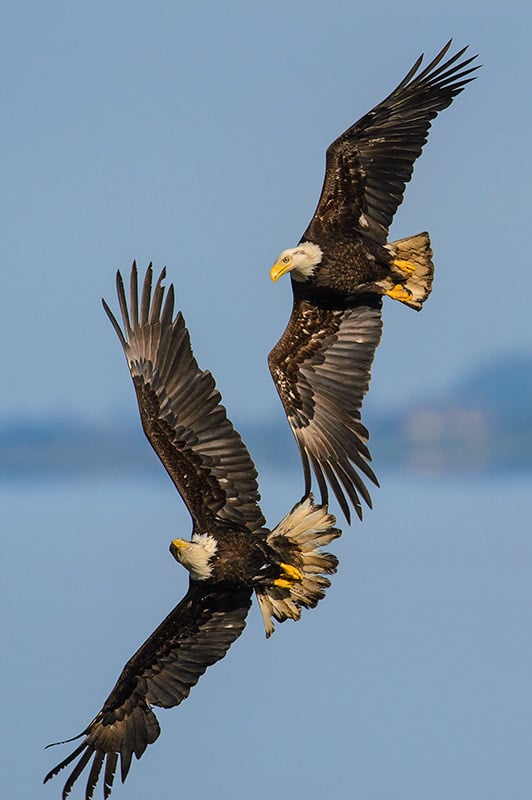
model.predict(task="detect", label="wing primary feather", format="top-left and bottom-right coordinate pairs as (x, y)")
top-left (129, 261), bottom-right (140, 329)
top-left (119, 746), bottom-right (133, 785)
top-left (336, 458), bottom-right (374, 513)
top-left (307, 450), bottom-right (332, 516)
top-left (103, 752), bottom-right (118, 800)
top-left (321, 459), bottom-right (355, 522)
top-left (410, 39), bottom-right (455, 82)
top-left (297, 439), bottom-right (312, 496)
top-left (140, 263), bottom-right (154, 327)
top-left (149, 267), bottom-right (167, 325)
top-left (161, 281), bottom-right (175, 330)
top-left (101, 298), bottom-right (126, 348)
top-left (84, 751), bottom-right (105, 800)
top-left (115, 269), bottom-right (131, 336)
top-left (394, 41), bottom-right (465, 92)
top-left (320, 459), bottom-right (356, 521)
top-left (157, 310), bottom-right (186, 381)
top-left (60, 747), bottom-right (94, 800)
top-left (414, 43), bottom-right (473, 86)
top-left (392, 51), bottom-right (425, 93)
top-left (430, 61), bottom-right (479, 92)
top-left (43, 739), bottom-right (86, 782)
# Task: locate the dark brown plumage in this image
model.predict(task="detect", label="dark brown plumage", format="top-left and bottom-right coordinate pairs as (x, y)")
top-left (44, 264), bottom-right (340, 800)
top-left (269, 41), bottom-right (479, 522)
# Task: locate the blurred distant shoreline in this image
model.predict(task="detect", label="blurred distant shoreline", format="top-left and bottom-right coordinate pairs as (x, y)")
top-left (2, 353), bottom-right (531, 479)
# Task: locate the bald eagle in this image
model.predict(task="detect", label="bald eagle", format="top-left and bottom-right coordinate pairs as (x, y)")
top-left (269, 41), bottom-right (479, 522)
top-left (44, 264), bottom-right (340, 800)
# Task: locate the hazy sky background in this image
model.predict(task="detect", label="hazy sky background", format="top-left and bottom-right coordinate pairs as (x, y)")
top-left (2, 0), bottom-right (530, 428)
top-left (3, 3), bottom-right (532, 800)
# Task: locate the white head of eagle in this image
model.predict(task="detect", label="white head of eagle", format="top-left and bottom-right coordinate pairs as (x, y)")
top-left (270, 242), bottom-right (323, 283)
top-left (170, 533), bottom-right (218, 581)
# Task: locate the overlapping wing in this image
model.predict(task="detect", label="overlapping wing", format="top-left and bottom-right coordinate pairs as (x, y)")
top-left (268, 297), bottom-right (383, 522)
top-left (304, 41), bottom-right (479, 244)
top-left (103, 263), bottom-right (266, 535)
top-left (44, 584), bottom-right (251, 799)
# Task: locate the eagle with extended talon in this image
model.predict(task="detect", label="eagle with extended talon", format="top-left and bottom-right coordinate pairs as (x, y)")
top-left (44, 264), bottom-right (340, 800)
top-left (269, 40), bottom-right (479, 523)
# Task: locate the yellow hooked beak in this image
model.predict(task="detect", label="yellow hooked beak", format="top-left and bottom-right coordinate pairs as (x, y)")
top-left (170, 538), bottom-right (189, 559)
top-left (270, 258), bottom-right (293, 282)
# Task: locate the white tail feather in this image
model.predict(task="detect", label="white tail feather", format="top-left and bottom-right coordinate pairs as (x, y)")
top-left (381, 231), bottom-right (434, 310)
top-left (256, 495), bottom-right (340, 637)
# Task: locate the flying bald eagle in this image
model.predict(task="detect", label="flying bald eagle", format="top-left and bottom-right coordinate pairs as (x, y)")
top-left (269, 41), bottom-right (479, 522)
top-left (44, 264), bottom-right (340, 800)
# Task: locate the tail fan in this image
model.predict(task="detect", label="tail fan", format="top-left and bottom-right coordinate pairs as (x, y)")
top-left (256, 496), bottom-right (340, 637)
top-left (381, 231), bottom-right (434, 310)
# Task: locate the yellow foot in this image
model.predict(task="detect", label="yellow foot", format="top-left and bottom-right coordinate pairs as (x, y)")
top-left (393, 258), bottom-right (416, 273)
top-left (273, 578), bottom-right (294, 588)
top-left (385, 283), bottom-right (413, 303)
top-left (274, 562), bottom-right (303, 588)
top-left (281, 562), bottom-right (303, 581)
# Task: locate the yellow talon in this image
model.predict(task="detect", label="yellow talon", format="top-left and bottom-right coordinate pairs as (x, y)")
top-left (274, 563), bottom-right (303, 587)
top-left (394, 258), bottom-right (416, 273)
top-left (274, 578), bottom-right (294, 589)
top-left (280, 562), bottom-right (303, 581)
top-left (386, 284), bottom-right (413, 302)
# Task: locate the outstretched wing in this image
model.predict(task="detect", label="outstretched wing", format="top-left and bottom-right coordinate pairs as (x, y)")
top-left (103, 263), bottom-right (266, 535)
top-left (268, 296), bottom-right (383, 523)
top-left (44, 584), bottom-right (251, 800)
top-left (304, 41), bottom-right (479, 245)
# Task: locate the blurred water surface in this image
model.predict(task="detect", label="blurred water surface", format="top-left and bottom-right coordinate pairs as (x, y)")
top-left (2, 469), bottom-right (531, 800)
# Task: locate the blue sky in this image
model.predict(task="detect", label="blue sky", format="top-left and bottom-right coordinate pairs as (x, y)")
top-left (2, 1), bottom-right (531, 426)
